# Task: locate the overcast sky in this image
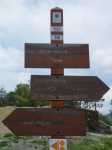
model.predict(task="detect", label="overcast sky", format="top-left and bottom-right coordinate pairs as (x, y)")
top-left (0, 0), bottom-right (112, 114)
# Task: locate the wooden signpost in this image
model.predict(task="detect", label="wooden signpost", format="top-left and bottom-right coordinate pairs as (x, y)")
top-left (25, 43), bottom-right (90, 68)
top-left (31, 75), bottom-right (109, 101)
top-left (3, 108), bottom-right (86, 137)
top-left (3, 7), bottom-right (110, 150)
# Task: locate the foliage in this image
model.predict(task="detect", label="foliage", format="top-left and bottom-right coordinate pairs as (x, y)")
top-left (0, 88), bottom-right (7, 105)
top-left (86, 110), bottom-right (99, 132)
top-left (0, 134), bottom-right (49, 150)
top-left (6, 92), bottom-right (17, 106)
top-left (99, 113), bottom-right (112, 126)
top-left (0, 83), bottom-right (49, 107)
top-left (14, 84), bottom-right (30, 106)
top-left (68, 137), bottom-right (112, 150)
top-left (0, 134), bottom-right (112, 150)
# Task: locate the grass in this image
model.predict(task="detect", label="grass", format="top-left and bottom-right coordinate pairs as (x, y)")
top-left (0, 134), bottom-right (112, 150)
top-left (68, 137), bottom-right (112, 150)
top-left (31, 139), bottom-right (47, 145)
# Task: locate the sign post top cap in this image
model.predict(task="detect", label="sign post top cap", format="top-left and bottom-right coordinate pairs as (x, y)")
top-left (51, 7), bottom-right (63, 11)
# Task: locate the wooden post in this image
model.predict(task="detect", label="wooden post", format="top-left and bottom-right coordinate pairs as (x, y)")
top-left (50, 64), bottom-right (65, 139)
top-left (50, 6), bottom-right (66, 142)
top-left (50, 65), bottom-right (64, 109)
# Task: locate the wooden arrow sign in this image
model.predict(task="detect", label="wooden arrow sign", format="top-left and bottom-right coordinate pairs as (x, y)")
top-left (25, 43), bottom-right (90, 68)
top-left (31, 75), bottom-right (109, 101)
top-left (3, 108), bottom-right (86, 137)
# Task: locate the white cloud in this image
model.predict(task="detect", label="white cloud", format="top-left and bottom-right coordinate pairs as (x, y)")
top-left (0, 45), bottom-right (51, 91)
top-left (0, 71), bottom-right (30, 92)
top-left (99, 86), bottom-right (112, 114)
top-left (94, 48), bottom-right (112, 73)
top-left (0, 46), bottom-right (23, 71)
top-left (0, 0), bottom-right (50, 45)
top-left (0, 45), bottom-right (30, 91)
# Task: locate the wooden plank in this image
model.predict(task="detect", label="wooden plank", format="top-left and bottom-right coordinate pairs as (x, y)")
top-left (3, 108), bottom-right (86, 137)
top-left (31, 75), bottom-right (109, 101)
top-left (25, 43), bottom-right (90, 68)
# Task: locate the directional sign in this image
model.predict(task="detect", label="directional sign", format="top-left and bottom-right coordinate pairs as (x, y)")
top-left (3, 108), bottom-right (86, 137)
top-left (31, 75), bottom-right (109, 101)
top-left (25, 43), bottom-right (90, 68)
top-left (49, 139), bottom-right (67, 150)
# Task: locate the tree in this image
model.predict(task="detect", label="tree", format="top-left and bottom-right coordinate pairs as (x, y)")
top-left (6, 83), bottom-right (31, 106)
top-left (0, 88), bottom-right (7, 105)
top-left (14, 84), bottom-right (30, 106)
top-left (13, 83), bottom-right (48, 107)
top-left (15, 84), bottom-right (30, 98)
top-left (1, 83), bottom-right (49, 107)
top-left (7, 92), bottom-right (17, 106)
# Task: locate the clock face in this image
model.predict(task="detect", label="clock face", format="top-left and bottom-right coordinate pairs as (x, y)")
top-left (52, 12), bottom-right (62, 23)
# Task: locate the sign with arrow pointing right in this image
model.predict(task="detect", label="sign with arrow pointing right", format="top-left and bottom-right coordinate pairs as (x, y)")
top-left (31, 75), bottom-right (109, 101)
